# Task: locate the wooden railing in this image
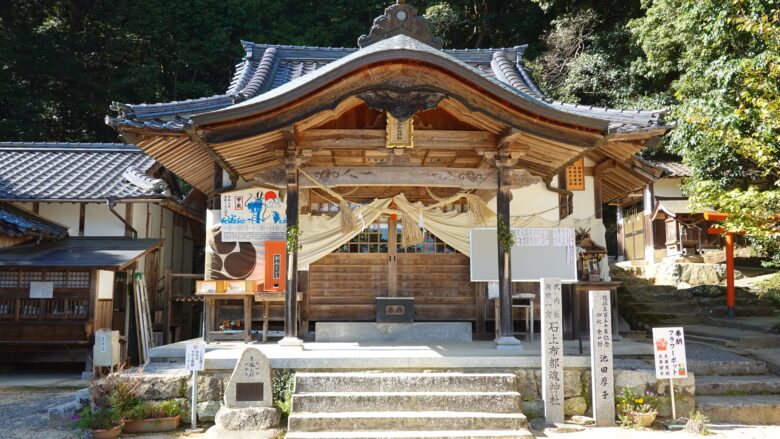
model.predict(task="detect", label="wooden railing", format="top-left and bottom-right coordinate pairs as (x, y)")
top-left (0, 298), bottom-right (89, 322)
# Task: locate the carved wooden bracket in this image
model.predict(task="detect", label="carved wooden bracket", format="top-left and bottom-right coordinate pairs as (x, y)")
top-left (357, 2), bottom-right (444, 49)
top-left (358, 85), bottom-right (447, 122)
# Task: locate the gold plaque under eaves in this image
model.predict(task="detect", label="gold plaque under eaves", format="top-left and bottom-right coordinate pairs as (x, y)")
top-left (385, 113), bottom-right (414, 148)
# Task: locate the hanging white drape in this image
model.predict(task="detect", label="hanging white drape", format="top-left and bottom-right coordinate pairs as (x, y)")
top-left (298, 198), bottom-right (392, 269)
top-left (297, 193), bottom-right (609, 280)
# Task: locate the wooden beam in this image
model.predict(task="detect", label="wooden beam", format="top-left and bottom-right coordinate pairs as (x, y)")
top-left (594, 159), bottom-right (616, 176)
top-left (299, 166), bottom-right (500, 189)
top-left (297, 129), bottom-right (496, 150)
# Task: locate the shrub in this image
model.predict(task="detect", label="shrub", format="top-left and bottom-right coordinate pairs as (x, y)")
top-left (127, 400), bottom-right (182, 420)
top-left (71, 403), bottom-right (119, 431)
top-left (273, 369), bottom-right (295, 416)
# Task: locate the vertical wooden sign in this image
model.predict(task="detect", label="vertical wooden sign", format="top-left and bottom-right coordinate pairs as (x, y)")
top-left (541, 278), bottom-right (564, 424)
top-left (589, 290), bottom-right (615, 426)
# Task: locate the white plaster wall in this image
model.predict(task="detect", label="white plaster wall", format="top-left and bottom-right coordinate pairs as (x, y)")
top-left (654, 178), bottom-right (684, 198)
top-left (161, 208), bottom-right (175, 271)
top-left (487, 180), bottom-right (560, 222)
top-left (572, 175), bottom-right (596, 218)
top-left (130, 203), bottom-right (149, 238)
top-left (37, 203), bottom-right (80, 234)
top-left (83, 203), bottom-right (125, 236)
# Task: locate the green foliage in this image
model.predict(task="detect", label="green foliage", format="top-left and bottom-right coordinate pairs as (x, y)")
top-left (108, 381), bottom-right (141, 420)
top-left (127, 400), bottom-right (182, 420)
top-left (616, 387), bottom-right (659, 415)
top-left (616, 386), bottom-right (658, 427)
top-left (287, 224), bottom-right (303, 253)
top-left (630, 0), bottom-right (780, 265)
top-left (273, 369), bottom-right (295, 416)
top-left (497, 218), bottom-right (514, 252)
top-left (70, 402), bottom-right (120, 431)
top-left (685, 410), bottom-right (713, 435)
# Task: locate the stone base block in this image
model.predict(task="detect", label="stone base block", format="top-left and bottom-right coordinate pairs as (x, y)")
top-left (205, 425), bottom-right (282, 439)
top-left (315, 322), bottom-right (472, 342)
top-left (215, 406), bottom-right (280, 431)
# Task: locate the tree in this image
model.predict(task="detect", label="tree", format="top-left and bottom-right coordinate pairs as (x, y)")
top-left (630, 0), bottom-right (780, 265)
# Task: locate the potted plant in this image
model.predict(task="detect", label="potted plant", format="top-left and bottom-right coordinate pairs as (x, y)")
top-left (616, 387), bottom-right (659, 427)
top-left (71, 404), bottom-right (124, 439)
top-left (122, 400), bottom-right (182, 434)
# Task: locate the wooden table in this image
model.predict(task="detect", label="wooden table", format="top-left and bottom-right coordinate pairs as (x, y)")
top-left (196, 292), bottom-right (255, 343)
top-left (254, 292), bottom-right (303, 343)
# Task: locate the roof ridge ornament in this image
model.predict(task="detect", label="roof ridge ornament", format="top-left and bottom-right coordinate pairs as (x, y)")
top-left (358, 2), bottom-right (444, 49)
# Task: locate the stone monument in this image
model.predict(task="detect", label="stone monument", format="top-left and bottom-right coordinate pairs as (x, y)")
top-left (206, 348), bottom-right (280, 439)
top-left (589, 290), bottom-right (615, 426)
top-left (540, 277), bottom-right (564, 425)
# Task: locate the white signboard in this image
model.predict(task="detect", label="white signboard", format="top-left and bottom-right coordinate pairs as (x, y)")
top-left (469, 228), bottom-right (577, 282)
top-left (29, 281), bottom-right (54, 298)
top-left (589, 290), bottom-right (615, 426)
top-left (221, 187), bottom-right (286, 242)
top-left (185, 343), bottom-right (206, 371)
top-left (652, 327), bottom-right (688, 379)
top-left (540, 278), bottom-right (564, 424)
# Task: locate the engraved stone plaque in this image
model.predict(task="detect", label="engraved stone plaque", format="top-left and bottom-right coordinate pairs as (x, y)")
top-left (224, 347), bottom-right (272, 408)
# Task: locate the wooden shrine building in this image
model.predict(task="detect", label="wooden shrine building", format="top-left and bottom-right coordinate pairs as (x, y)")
top-left (107, 3), bottom-right (671, 347)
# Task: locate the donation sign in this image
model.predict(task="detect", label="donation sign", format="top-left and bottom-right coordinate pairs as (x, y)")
top-left (185, 343), bottom-right (206, 371)
top-left (221, 187), bottom-right (286, 242)
top-left (652, 327), bottom-right (688, 379)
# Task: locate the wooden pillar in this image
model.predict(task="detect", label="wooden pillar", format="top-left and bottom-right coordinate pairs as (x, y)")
top-left (593, 174), bottom-right (603, 219)
top-left (284, 166), bottom-right (299, 340)
top-left (616, 204), bottom-right (625, 262)
top-left (163, 268), bottom-right (172, 345)
top-left (643, 184), bottom-right (655, 263)
top-left (495, 165), bottom-right (521, 349)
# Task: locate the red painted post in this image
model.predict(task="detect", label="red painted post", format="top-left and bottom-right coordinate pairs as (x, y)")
top-left (725, 232), bottom-right (735, 319)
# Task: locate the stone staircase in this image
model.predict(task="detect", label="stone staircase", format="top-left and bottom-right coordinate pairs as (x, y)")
top-left (617, 284), bottom-right (701, 328)
top-left (693, 358), bottom-right (780, 424)
top-left (285, 372), bottom-right (532, 439)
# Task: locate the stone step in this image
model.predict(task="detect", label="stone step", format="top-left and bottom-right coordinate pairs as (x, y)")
top-left (695, 375), bottom-right (780, 395)
top-left (688, 359), bottom-right (768, 376)
top-left (622, 302), bottom-right (698, 314)
top-left (292, 392), bottom-right (521, 413)
top-left (618, 285), bottom-right (678, 295)
top-left (695, 395), bottom-right (780, 424)
top-left (285, 429), bottom-right (534, 439)
top-left (685, 325), bottom-right (780, 348)
top-left (633, 312), bottom-right (701, 325)
top-left (295, 373), bottom-right (517, 393)
top-left (288, 411), bottom-right (528, 432)
top-left (621, 292), bottom-right (692, 303)
top-left (704, 306), bottom-right (778, 318)
top-left (703, 316), bottom-right (780, 334)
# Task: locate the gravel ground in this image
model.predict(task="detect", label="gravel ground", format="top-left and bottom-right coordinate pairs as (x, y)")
top-left (0, 389), bottom-right (76, 439)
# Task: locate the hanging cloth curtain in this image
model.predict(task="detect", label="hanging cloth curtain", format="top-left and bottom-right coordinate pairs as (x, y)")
top-left (298, 198), bottom-right (392, 269)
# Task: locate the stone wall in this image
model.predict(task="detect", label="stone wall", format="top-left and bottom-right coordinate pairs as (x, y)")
top-left (106, 366), bottom-right (695, 422)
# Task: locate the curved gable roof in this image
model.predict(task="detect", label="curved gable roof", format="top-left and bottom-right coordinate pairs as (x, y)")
top-left (108, 37), bottom-right (666, 136)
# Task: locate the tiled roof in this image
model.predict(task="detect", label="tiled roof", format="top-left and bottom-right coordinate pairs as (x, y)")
top-left (0, 142), bottom-right (159, 200)
top-left (635, 156), bottom-right (691, 177)
top-left (0, 237), bottom-right (162, 268)
top-left (0, 202), bottom-right (68, 238)
top-left (108, 40), bottom-right (666, 134)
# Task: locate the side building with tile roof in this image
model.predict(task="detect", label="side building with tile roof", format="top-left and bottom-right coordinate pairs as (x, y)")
top-left (609, 156), bottom-right (723, 262)
top-left (0, 142), bottom-right (206, 368)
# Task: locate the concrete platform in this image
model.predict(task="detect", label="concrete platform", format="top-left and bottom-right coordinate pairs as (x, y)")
top-left (149, 338), bottom-right (652, 371)
top-left (315, 322), bottom-right (472, 343)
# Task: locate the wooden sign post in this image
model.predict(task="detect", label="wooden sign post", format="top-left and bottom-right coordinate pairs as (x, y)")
top-left (589, 290), bottom-right (615, 426)
top-left (185, 343), bottom-right (206, 431)
top-left (541, 278), bottom-right (564, 424)
top-left (652, 327), bottom-right (688, 421)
